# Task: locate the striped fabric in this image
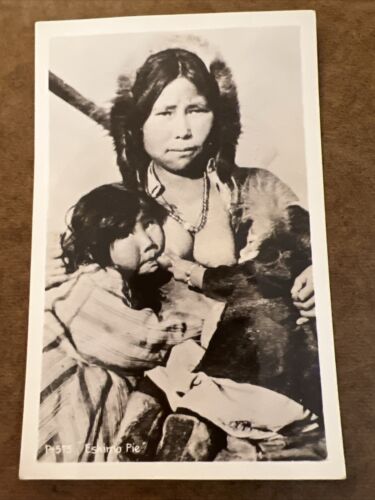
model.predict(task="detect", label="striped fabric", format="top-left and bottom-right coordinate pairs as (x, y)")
top-left (38, 265), bottom-right (205, 462)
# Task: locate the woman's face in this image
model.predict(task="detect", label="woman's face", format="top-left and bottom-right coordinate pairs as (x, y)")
top-left (109, 212), bottom-right (164, 275)
top-left (142, 77), bottom-right (214, 173)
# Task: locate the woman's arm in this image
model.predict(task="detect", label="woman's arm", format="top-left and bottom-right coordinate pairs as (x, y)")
top-left (163, 207), bottom-right (315, 320)
top-left (162, 168), bottom-right (315, 316)
top-left (234, 167), bottom-right (315, 319)
top-left (162, 253), bottom-right (294, 302)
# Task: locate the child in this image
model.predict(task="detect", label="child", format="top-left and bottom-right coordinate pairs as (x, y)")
top-left (38, 184), bottom-right (206, 462)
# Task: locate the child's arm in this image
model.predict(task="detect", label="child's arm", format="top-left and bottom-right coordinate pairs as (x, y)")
top-left (51, 269), bottom-right (204, 373)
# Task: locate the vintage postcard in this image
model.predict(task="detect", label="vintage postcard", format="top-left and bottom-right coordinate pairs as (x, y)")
top-left (20, 10), bottom-right (345, 479)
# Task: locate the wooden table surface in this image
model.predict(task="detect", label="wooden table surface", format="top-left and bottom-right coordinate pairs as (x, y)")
top-left (0, 0), bottom-right (374, 498)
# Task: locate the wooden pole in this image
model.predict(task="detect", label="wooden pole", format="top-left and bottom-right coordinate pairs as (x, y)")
top-left (49, 71), bottom-right (110, 131)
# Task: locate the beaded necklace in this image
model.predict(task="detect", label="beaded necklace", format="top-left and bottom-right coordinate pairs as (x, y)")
top-left (156, 168), bottom-right (210, 235)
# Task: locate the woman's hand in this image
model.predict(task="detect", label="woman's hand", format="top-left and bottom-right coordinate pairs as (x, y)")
top-left (291, 265), bottom-right (315, 325)
top-left (156, 253), bottom-right (173, 270)
top-left (157, 253), bottom-right (205, 288)
top-left (157, 253), bottom-right (193, 281)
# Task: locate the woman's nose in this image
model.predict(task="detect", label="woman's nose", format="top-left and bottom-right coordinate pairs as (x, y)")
top-left (173, 112), bottom-right (192, 139)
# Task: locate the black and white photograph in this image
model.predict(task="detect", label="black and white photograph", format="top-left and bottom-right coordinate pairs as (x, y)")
top-left (20, 10), bottom-right (345, 479)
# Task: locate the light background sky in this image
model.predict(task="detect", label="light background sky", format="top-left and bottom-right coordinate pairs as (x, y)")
top-left (48, 26), bottom-right (307, 232)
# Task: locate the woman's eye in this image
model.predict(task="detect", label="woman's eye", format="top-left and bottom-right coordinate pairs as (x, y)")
top-left (155, 110), bottom-right (172, 116)
top-left (188, 106), bottom-right (209, 114)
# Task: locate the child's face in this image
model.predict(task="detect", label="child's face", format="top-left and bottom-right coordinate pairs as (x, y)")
top-left (109, 212), bottom-right (164, 275)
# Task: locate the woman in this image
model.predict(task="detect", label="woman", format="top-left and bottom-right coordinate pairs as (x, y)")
top-left (106, 48), bottom-right (322, 461)
top-left (110, 48), bottom-right (315, 316)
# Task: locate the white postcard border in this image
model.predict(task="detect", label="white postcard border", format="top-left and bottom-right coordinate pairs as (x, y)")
top-left (20, 9), bottom-right (346, 480)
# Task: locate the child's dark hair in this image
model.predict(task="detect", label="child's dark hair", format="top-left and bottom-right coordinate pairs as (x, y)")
top-left (60, 183), bottom-right (166, 274)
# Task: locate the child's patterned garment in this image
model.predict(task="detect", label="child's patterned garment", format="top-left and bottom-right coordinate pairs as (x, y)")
top-left (39, 265), bottom-right (219, 462)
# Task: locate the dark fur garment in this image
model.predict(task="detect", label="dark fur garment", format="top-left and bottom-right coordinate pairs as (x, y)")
top-left (197, 204), bottom-right (323, 419)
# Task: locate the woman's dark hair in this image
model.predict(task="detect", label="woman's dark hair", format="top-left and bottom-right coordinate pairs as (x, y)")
top-left (60, 183), bottom-right (165, 274)
top-left (111, 48), bottom-right (241, 188)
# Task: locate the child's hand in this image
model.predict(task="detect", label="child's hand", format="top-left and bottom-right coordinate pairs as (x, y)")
top-left (291, 265), bottom-right (315, 325)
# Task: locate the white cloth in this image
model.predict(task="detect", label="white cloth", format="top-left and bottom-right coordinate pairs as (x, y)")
top-left (147, 340), bottom-right (316, 440)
